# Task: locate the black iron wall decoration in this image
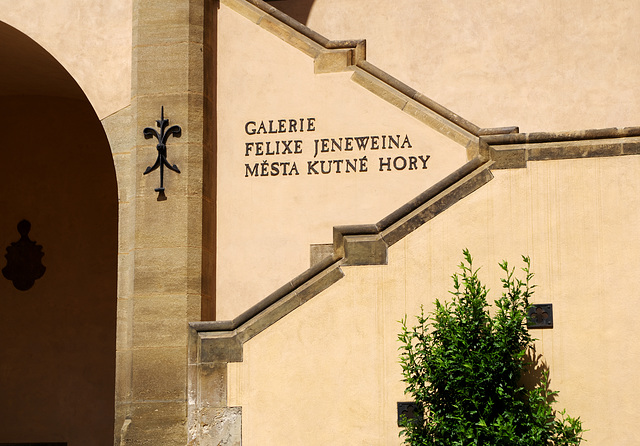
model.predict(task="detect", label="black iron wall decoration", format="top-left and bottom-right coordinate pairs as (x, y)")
top-left (2, 220), bottom-right (46, 291)
top-left (143, 106), bottom-right (182, 198)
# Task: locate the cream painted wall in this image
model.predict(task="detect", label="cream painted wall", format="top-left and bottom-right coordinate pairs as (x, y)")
top-left (302, 0), bottom-right (640, 133)
top-left (0, 0), bottom-right (132, 119)
top-left (228, 155), bottom-right (640, 445)
top-left (216, 0), bottom-right (640, 319)
top-left (216, 3), bottom-right (468, 319)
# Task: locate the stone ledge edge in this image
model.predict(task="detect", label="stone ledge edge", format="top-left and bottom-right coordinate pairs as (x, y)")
top-left (189, 157), bottom-right (495, 361)
top-left (488, 135), bottom-right (640, 169)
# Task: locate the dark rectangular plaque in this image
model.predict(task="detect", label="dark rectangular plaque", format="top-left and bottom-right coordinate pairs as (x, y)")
top-left (397, 401), bottom-right (420, 426)
top-left (527, 303), bottom-right (553, 329)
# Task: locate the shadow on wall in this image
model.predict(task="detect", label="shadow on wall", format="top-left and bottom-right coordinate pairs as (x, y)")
top-left (267, 0), bottom-right (316, 25)
top-left (521, 346), bottom-right (555, 404)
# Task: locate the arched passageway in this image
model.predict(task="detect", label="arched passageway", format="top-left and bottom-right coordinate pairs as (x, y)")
top-left (0, 21), bottom-right (118, 445)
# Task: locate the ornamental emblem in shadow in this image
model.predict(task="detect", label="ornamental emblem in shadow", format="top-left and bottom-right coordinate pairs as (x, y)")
top-left (2, 219), bottom-right (46, 291)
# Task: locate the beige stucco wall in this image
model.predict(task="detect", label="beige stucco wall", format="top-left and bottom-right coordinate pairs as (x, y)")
top-left (228, 155), bottom-right (640, 445)
top-left (216, 1), bottom-right (468, 319)
top-left (0, 0), bottom-right (132, 119)
top-left (4, 1), bottom-right (638, 443)
top-left (215, 5), bottom-right (640, 440)
top-left (301, 0), bottom-right (640, 133)
top-left (215, 0), bottom-right (640, 320)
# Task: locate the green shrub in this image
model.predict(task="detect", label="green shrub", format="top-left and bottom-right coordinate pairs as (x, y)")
top-left (398, 249), bottom-right (584, 445)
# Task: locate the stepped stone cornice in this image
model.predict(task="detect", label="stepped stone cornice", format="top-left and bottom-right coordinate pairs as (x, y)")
top-left (197, 0), bottom-right (640, 342)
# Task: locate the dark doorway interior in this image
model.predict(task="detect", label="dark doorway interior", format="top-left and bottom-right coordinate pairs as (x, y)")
top-left (0, 21), bottom-right (118, 446)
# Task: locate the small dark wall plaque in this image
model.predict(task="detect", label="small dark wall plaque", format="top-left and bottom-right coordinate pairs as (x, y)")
top-left (2, 220), bottom-right (46, 291)
top-left (527, 304), bottom-right (553, 329)
top-left (397, 401), bottom-right (420, 427)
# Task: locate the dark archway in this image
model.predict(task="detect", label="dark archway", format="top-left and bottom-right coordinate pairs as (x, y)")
top-left (0, 21), bottom-right (118, 445)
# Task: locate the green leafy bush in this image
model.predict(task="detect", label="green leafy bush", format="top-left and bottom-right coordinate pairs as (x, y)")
top-left (398, 250), bottom-right (584, 445)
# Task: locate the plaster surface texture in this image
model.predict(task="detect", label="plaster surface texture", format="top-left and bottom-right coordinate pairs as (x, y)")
top-left (228, 155), bottom-right (640, 445)
top-left (0, 0), bottom-right (132, 119)
top-left (216, 3), bottom-right (467, 319)
top-left (299, 0), bottom-right (640, 133)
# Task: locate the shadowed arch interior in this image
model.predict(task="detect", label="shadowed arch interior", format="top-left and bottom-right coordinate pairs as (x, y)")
top-left (0, 21), bottom-right (117, 445)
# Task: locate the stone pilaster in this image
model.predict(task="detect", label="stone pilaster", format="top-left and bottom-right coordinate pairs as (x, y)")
top-left (114, 0), bottom-right (216, 443)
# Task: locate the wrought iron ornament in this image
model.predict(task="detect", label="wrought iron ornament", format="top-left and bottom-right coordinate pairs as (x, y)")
top-left (2, 220), bottom-right (46, 291)
top-left (143, 106), bottom-right (182, 197)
